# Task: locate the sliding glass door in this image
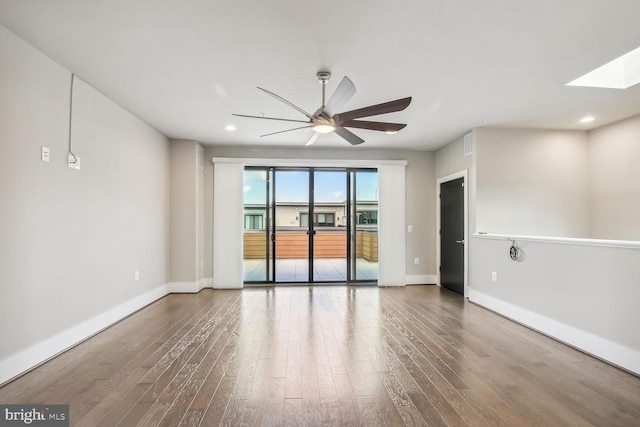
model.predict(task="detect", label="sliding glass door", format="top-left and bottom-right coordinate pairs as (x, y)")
top-left (312, 171), bottom-right (348, 281)
top-left (274, 169), bottom-right (310, 282)
top-left (243, 166), bottom-right (377, 284)
top-left (242, 168), bottom-right (273, 282)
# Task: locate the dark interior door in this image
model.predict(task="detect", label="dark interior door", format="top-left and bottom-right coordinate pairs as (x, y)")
top-left (440, 177), bottom-right (464, 294)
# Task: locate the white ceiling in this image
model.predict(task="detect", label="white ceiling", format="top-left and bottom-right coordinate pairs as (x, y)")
top-left (2, 0), bottom-right (640, 151)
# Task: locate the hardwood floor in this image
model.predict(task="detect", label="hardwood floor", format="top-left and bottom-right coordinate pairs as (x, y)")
top-left (1, 285), bottom-right (639, 426)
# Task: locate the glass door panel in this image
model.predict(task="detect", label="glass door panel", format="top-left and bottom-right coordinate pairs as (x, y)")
top-left (243, 168), bottom-right (271, 282)
top-left (312, 171), bottom-right (347, 281)
top-left (274, 169), bottom-right (309, 282)
top-left (351, 171), bottom-right (379, 281)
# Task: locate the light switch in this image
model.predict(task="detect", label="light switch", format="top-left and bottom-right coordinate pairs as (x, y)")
top-left (408, 225), bottom-right (413, 233)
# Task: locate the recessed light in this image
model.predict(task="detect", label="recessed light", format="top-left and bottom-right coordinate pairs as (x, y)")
top-left (385, 130), bottom-right (398, 135)
top-left (580, 116), bottom-right (595, 123)
top-left (225, 124), bottom-right (236, 131)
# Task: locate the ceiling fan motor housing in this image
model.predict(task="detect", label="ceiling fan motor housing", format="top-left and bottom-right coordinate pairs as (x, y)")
top-left (316, 71), bottom-right (331, 83)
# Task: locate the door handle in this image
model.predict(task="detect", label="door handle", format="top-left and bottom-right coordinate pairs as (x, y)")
top-left (455, 240), bottom-right (465, 244)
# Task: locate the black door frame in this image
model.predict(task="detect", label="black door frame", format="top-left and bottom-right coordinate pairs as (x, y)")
top-left (437, 171), bottom-right (468, 296)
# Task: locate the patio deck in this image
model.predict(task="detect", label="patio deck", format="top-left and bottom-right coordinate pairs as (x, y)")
top-left (243, 257), bottom-right (378, 283)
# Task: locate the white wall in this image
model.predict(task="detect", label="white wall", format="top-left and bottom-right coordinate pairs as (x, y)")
top-left (474, 128), bottom-right (590, 238)
top-left (589, 115), bottom-right (640, 241)
top-left (197, 144), bottom-right (205, 282)
top-left (0, 26), bottom-right (170, 382)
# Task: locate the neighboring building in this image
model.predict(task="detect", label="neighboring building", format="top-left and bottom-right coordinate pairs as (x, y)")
top-left (244, 201), bottom-right (378, 230)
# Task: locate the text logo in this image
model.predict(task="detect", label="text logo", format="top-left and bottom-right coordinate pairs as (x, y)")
top-left (1, 405), bottom-right (68, 426)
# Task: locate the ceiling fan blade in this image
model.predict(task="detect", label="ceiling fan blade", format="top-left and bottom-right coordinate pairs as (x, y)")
top-left (333, 96), bottom-right (412, 124)
top-left (257, 87), bottom-right (314, 120)
top-left (260, 125), bottom-right (311, 138)
top-left (304, 132), bottom-right (320, 146)
top-left (334, 127), bottom-right (365, 145)
top-left (232, 113), bottom-right (310, 124)
top-left (341, 120), bottom-right (407, 132)
top-left (323, 76), bottom-right (356, 117)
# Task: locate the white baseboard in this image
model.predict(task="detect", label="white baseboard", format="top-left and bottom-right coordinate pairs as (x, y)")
top-left (166, 278), bottom-right (213, 293)
top-left (212, 280), bottom-right (243, 289)
top-left (0, 284), bottom-right (169, 385)
top-left (469, 289), bottom-right (640, 376)
top-left (405, 275), bottom-right (437, 285)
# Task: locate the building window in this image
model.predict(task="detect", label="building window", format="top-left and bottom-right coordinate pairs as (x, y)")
top-left (357, 211), bottom-right (378, 225)
top-left (300, 213), bottom-right (335, 227)
top-left (316, 213), bottom-right (335, 226)
top-left (244, 214), bottom-right (264, 230)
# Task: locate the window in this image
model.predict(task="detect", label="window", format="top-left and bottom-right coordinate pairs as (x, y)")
top-left (316, 213), bottom-right (335, 226)
top-left (300, 212), bottom-right (335, 227)
top-left (357, 211), bottom-right (377, 225)
top-left (244, 214), bottom-right (264, 230)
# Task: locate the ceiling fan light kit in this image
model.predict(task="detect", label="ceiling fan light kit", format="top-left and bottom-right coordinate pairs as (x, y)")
top-left (233, 70), bottom-right (411, 146)
top-left (312, 122), bottom-right (335, 134)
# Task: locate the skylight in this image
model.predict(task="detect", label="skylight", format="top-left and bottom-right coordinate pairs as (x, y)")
top-left (567, 46), bottom-right (640, 89)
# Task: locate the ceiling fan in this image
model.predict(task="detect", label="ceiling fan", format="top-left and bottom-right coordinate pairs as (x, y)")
top-left (233, 71), bottom-right (411, 146)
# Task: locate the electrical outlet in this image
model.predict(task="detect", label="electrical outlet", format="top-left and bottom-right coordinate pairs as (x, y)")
top-left (492, 271), bottom-right (497, 281)
top-left (414, 257), bottom-right (420, 265)
top-left (135, 271), bottom-right (140, 281)
top-left (41, 146), bottom-right (50, 162)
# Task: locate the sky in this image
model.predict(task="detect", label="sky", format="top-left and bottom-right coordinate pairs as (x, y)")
top-left (243, 169), bottom-right (378, 204)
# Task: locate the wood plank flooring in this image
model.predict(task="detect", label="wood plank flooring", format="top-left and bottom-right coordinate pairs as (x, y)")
top-left (1, 285), bottom-right (639, 426)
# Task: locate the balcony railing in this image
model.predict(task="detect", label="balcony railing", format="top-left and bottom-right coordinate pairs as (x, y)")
top-left (243, 229), bottom-right (378, 261)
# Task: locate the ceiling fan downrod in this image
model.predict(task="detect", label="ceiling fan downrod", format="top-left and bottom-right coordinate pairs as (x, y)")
top-left (317, 71), bottom-right (331, 110)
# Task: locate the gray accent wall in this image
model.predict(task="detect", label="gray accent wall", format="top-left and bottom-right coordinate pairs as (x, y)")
top-left (169, 139), bottom-right (205, 284)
